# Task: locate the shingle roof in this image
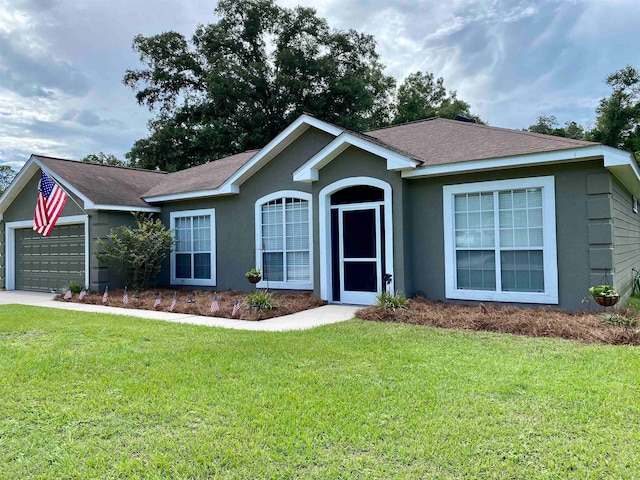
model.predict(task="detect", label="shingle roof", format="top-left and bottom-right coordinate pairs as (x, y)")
top-left (142, 150), bottom-right (258, 198)
top-left (364, 118), bottom-right (598, 166)
top-left (35, 155), bottom-right (166, 208)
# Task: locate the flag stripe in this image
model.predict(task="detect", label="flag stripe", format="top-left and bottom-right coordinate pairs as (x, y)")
top-left (33, 171), bottom-right (68, 237)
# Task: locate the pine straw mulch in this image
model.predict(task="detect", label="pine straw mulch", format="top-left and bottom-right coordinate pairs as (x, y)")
top-left (55, 289), bottom-right (326, 321)
top-left (356, 296), bottom-right (640, 345)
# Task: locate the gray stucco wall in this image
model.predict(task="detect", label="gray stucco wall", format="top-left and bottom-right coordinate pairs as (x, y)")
top-left (407, 160), bottom-right (607, 311)
top-left (310, 146), bottom-right (406, 297)
top-left (611, 177), bottom-right (640, 302)
top-left (157, 127), bottom-right (334, 290)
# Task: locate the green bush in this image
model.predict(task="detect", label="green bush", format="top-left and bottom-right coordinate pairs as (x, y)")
top-left (96, 213), bottom-right (174, 289)
top-left (375, 290), bottom-right (409, 310)
top-left (602, 313), bottom-right (638, 327)
top-left (245, 290), bottom-right (277, 310)
top-left (68, 282), bottom-right (84, 294)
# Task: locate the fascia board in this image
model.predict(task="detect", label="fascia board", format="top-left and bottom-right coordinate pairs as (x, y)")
top-left (0, 157), bottom-right (40, 213)
top-left (293, 133), bottom-right (418, 182)
top-left (401, 146), bottom-right (608, 179)
top-left (224, 114), bottom-right (343, 188)
top-left (91, 205), bottom-right (162, 213)
top-left (143, 184), bottom-right (240, 203)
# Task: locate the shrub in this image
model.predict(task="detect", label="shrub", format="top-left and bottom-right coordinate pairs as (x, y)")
top-left (602, 313), bottom-right (638, 327)
top-left (375, 290), bottom-right (409, 310)
top-left (245, 290), bottom-right (277, 310)
top-left (68, 282), bottom-right (84, 294)
top-left (96, 213), bottom-right (174, 289)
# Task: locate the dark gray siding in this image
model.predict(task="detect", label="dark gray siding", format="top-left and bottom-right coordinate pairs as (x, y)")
top-left (157, 127), bottom-right (334, 291)
top-left (611, 177), bottom-right (640, 302)
top-left (407, 160), bottom-right (606, 311)
top-left (311, 145), bottom-right (407, 296)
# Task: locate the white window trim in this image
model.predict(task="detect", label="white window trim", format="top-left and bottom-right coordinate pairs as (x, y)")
top-left (169, 208), bottom-right (216, 286)
top-left (443, 176), bottom-right (558, 304)
top-left (254, 191), bottom-right (313, 290)
top-left (5, 215), bottom-right (89, 290)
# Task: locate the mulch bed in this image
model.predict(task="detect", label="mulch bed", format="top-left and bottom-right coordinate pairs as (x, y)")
top-left (356, 296), bottom-right (640, 345)
top-left (56, 289), bottom-right (326, 321)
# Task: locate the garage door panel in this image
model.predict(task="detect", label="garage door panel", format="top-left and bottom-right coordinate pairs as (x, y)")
top-left (15, 224), bottom-right (85, 292)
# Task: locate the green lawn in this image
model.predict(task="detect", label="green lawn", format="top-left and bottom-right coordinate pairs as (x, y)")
top-left (1, 306), bottom-right (639, 479)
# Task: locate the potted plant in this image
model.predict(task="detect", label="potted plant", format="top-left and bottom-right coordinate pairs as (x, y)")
top-left (589, 284), bottom-right (620, 307)
top-left (245, 268), bottom-right (262, 284)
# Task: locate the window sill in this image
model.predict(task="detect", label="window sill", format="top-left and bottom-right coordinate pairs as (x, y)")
top-left (255, 280), bottom-right (313, 290)
top-left (446, 289), bottom-right (558, 305)
top-left (171, 278), bottom-right (216, 287)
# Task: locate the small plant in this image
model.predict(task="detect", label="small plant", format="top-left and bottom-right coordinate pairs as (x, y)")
top-left (589, 285), bottom-right (618, 297)
top-left (602, 313), bottom-right (638, 327)
top-left (68, 282), bottom-right (84, 294)
top-left (375, 290), bottom-right (409, 310)
top-left (246, 290), bottom-right (276, 310)
top-left (245, 268), bottom-right (261, 278)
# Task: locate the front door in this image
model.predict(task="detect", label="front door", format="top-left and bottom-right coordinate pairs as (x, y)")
top-left (338, 205), bottom-right (382, 304)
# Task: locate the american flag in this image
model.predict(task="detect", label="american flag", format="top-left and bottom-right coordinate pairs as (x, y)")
top-left (102, 286), bottom-right (109, 303)
top-left (169, 293), bottom-right (177, 311)
top-left (78, 288), bottom-right (87, 301)
top-left (232, 298), bottom-right (240, 317)
top-left (154, 293), bottom-right (161, 308)
top-left (122, 287), bottom-right (129, 305)
top-left (63, 289), bottom-right (72, 300)
top-left (210, 293), bottom-right (220, 313)
top-left (33, 171), bottom-right (67, 237)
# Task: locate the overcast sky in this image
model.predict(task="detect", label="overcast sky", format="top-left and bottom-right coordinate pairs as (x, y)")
top-left (1, 0), bottom-right (638, 170)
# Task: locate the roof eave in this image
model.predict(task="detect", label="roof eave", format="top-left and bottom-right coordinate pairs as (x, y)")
top-left (401, 145), bottom-right (640, 196)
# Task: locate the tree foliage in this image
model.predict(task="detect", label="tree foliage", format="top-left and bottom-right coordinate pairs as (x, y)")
top-left (96, 213), bottom-right (174, 289)
top-left (124, 0), bottom-right (397, 171)
top-left (591, 65), bottom-right (640, 155)
top-left (82, 152), bottom-right (128, 167)
top-left (0, 165), bottom-right (16, 195)
top-left (527, 115), bottom-right (585, 140)
top-left (393, 72), bottom-right (482, 124)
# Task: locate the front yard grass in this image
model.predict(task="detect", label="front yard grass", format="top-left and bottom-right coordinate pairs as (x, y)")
top-left (1, 305), bottom-right (639, 478)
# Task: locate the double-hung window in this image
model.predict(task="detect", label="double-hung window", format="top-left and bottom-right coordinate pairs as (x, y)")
top-left (443, 176), bottom-right (558, 304)
top-left (170, 208), bottom-right (216, 286)
top-left (255, 191), bottom-right (312, 289)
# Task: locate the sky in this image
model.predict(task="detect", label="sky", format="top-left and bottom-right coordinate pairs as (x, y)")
top-left (0, 0), bottom-right (638, 171)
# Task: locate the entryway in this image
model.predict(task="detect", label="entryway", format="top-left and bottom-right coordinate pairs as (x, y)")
top-left (320, 177), bottom-right (394, 305)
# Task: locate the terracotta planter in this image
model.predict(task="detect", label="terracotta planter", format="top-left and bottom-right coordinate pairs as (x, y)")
top-left (248, 276), bottom-right (261, 284)
top-left (593, 294), bottom-right (620, 307)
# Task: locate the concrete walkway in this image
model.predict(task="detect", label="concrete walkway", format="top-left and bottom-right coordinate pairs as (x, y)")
top-left (0, 290), bottom-right (361, 331)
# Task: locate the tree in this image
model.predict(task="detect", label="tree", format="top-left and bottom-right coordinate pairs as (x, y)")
top-left (96, 213), bottom-right (174, 289)
top-left (0, 165), bottom-right (16, 195)
top-left (124, 0), bottom-right (396, 171)
top-left (591, 65), bottom-right (640, 155)
top-left (526, 115), bottom-right (585, 140)
top-left (393, 72), bottom-right (482, 124)
top-left (82, 152), bottom-right (128, 167)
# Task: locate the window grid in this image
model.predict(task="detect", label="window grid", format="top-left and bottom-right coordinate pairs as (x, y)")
top-left (261, 197), bottom-right (310, 283)
top-left (454, 187), bottom-right (544, 293)
top-left (174, 214), bottom-right (212, 281)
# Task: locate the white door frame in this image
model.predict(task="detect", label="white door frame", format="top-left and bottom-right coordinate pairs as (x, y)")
top-left (337, 203), bottom-right (382, 304)
top-left (5, 215), bottom-right (89, 290)
top-left (318, 177), bottom-right (394, 304)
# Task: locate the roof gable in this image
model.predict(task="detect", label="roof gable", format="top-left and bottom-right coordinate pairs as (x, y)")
top-left (0, 155), bottom-right (166, 214)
